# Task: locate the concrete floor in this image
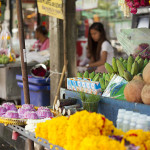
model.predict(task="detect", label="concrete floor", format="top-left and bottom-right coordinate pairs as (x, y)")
top-left (0, 137), bottom-right (15, 150)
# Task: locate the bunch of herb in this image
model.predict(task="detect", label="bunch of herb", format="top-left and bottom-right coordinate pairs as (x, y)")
top-left (79, 92), bottom-right (100, 103)
top-left (86, 94), bottom-right (100, 103)
top-left (79, 92), bottom-right (86, 102)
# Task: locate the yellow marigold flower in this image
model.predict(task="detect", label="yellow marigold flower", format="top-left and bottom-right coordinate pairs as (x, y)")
top-left (124, 129), bottom-right (150, 150)
top-left (79, 135), bottom-right (126, 150)
top-left (47, 116), bottom-right (68, 147)
top-left (113, 128), bottom-right (125, 136)
top-left (65, 111), bottom-right (115, 150)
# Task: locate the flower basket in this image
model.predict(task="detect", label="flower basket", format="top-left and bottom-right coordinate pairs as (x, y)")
top-left (82, 100), bottom-right (99, 112)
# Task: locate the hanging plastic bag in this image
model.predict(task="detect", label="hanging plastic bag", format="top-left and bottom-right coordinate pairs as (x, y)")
top-left (0, 22), bottom-right (12, 56)
top-left (0, 22), bottom-right (16, 63)
top-left (117, 28), bottom-right (150, 59)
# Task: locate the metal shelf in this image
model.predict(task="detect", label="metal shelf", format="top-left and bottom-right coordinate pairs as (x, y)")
top-left (8, 125), bottom-right (64, 150)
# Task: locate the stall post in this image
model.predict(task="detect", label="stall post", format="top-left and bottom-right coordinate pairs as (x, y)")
top-left (53, 0), bottom-right (68, 106)
top-left (16, 0), bottom-right (30, 104)
top-left (16, 0), bottom-right (33, 149)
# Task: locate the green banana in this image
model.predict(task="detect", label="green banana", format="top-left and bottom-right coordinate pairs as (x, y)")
top-left (123, 59), bottom-right (127, 63)
top-left (92, 73), bottom-right (100, 81)
top-left (124, 70), bottom-right (133, 81)
top-left (103, 73), bottom-right (106, 80)
top-left (99, 78), bottom-right (105, 91)
top-left (112, 57), bottom-right (118, 73)
top-left (116, 59), bottom-right (126, 77)
top-left (89, 71), bottom-right (95, 80)
top-left (105, 74), bottom-right (110, 81)
top-left (105, 80), bottom-right (109, 89)
top-left (137, 58), bottom-right (144, 71)
top-left (110, 73), bottom-right (115, 80)
top-left (135, 55), bottom-right (140, 61)
top-left (131, 61), bottom-right (139, 76)
top-left (119, 57), bottom-right (124, 62)
top-left (77, 72), bottom-right (83, 78)
top-left (105, 63), bottom-right (114, 74)
top-left (127, 55), bottom-right (134, 73)
top-left (83, 71), bottom-right (89, 78)
top-left (144, 58), bottom-right (148, 68)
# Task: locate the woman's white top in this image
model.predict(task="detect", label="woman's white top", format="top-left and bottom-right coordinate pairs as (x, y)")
top-left (100, 41), bottom-right (114, 65)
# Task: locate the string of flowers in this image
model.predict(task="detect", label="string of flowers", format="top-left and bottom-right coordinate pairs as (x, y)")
top-left (118, 0), bottom-right (150, 16)
top-left (35, 111), bottom-right (150, 150)
top-left (123, 129), bottom-right (150, 150)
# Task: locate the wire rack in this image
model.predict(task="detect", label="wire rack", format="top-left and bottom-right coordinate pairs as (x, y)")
top-left (8, 125), bottom-right (65, 150)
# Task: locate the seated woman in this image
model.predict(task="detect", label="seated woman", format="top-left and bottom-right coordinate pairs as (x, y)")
top-left (32, 25), bottom-right (49, 51)
top-left (86, 22), bottom-right (114, 73)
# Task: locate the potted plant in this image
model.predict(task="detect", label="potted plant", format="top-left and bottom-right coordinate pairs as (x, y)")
top-left (80, 92), bottom-right (100, 112)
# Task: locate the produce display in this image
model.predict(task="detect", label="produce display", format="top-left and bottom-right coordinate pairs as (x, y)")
top-left (105, 55), bottom-right (148, 81)
top-left (76, 55), bottom-right (148, 93)
top-left (35, 110), bottom-right (150, 150)
top-left (124, 62), bottom-right (150, 105)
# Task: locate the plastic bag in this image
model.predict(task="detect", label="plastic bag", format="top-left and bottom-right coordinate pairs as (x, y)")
top-left (102, 75), bottom-right (128, 100)
top-left (117, 28), bottom-right (150, 58)
top-left (0, 22), bottom-right (12, 56)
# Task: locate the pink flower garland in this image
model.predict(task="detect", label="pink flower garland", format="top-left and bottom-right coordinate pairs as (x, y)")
top-left (126, 0), bottom-right (150, 14)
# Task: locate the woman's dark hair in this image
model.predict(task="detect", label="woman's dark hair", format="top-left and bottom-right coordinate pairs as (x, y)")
top-left (36, 25), bottom-right (48, 37)
top-left (88, 22), bottom-right (108, 61)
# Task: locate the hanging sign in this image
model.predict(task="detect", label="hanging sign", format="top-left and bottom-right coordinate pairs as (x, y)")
top-left (76, 0), bottom-right (98, 11)
top-left (37, 0), bottom-right (64, 20)
top-left (83, 0), bottom-right (98, 10)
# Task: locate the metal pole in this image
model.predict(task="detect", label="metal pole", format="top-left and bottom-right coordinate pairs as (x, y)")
top-left (16, 0), bottom-right (30, 104)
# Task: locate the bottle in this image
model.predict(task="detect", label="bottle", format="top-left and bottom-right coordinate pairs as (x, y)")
top-left (118, 109), bottom-right (126, 114)
top-left (122, 115), bottom-right (131, 132)
top-left (123, 120), bottom-right (130, 132)
top-left (132, 112), bottom-right (140, 118)
top-left (130, 122), bottom-right (136, 130)
top-left (136, 118), bottom-right (148, 131)
top-left (125, 111), bottom-right (133, 116)
top-left (147, 116), bottom-right (150, 131)
top-left (129, 117), bottom-right (137, 130)
top-left (116, 113), bottom-right (124, 129)
top-left (116, 110), bottom-right (125, 130)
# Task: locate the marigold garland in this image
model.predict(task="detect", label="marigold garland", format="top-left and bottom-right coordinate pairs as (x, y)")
top-left (35, 111), bottom-right (150, 150)
top-left (79, 135), bottom-right (126, 150)
top-left (124, 129), bottom-right (150, 150)
top-left (64, 111), bottom-right (115, 150)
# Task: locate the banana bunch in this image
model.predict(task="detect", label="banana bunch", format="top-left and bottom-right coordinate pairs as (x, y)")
top-left (104, 55), bottom-right (149, 82)
top-left (99, 73), bottom-right (115, 91)
top-left (0, 55), bottom-right (10, 64)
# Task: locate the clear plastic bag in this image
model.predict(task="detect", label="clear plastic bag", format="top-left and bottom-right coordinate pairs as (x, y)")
top-left (117, 28), bottom-right (150, 59)
top-left (0, 22), bottom-right (12, 56)
top-left (102, 75), bottom-right (128, 100)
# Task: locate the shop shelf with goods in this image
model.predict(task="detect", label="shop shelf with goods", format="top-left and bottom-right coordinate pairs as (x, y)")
top-left (61, 88), bottom-right (150, 126)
